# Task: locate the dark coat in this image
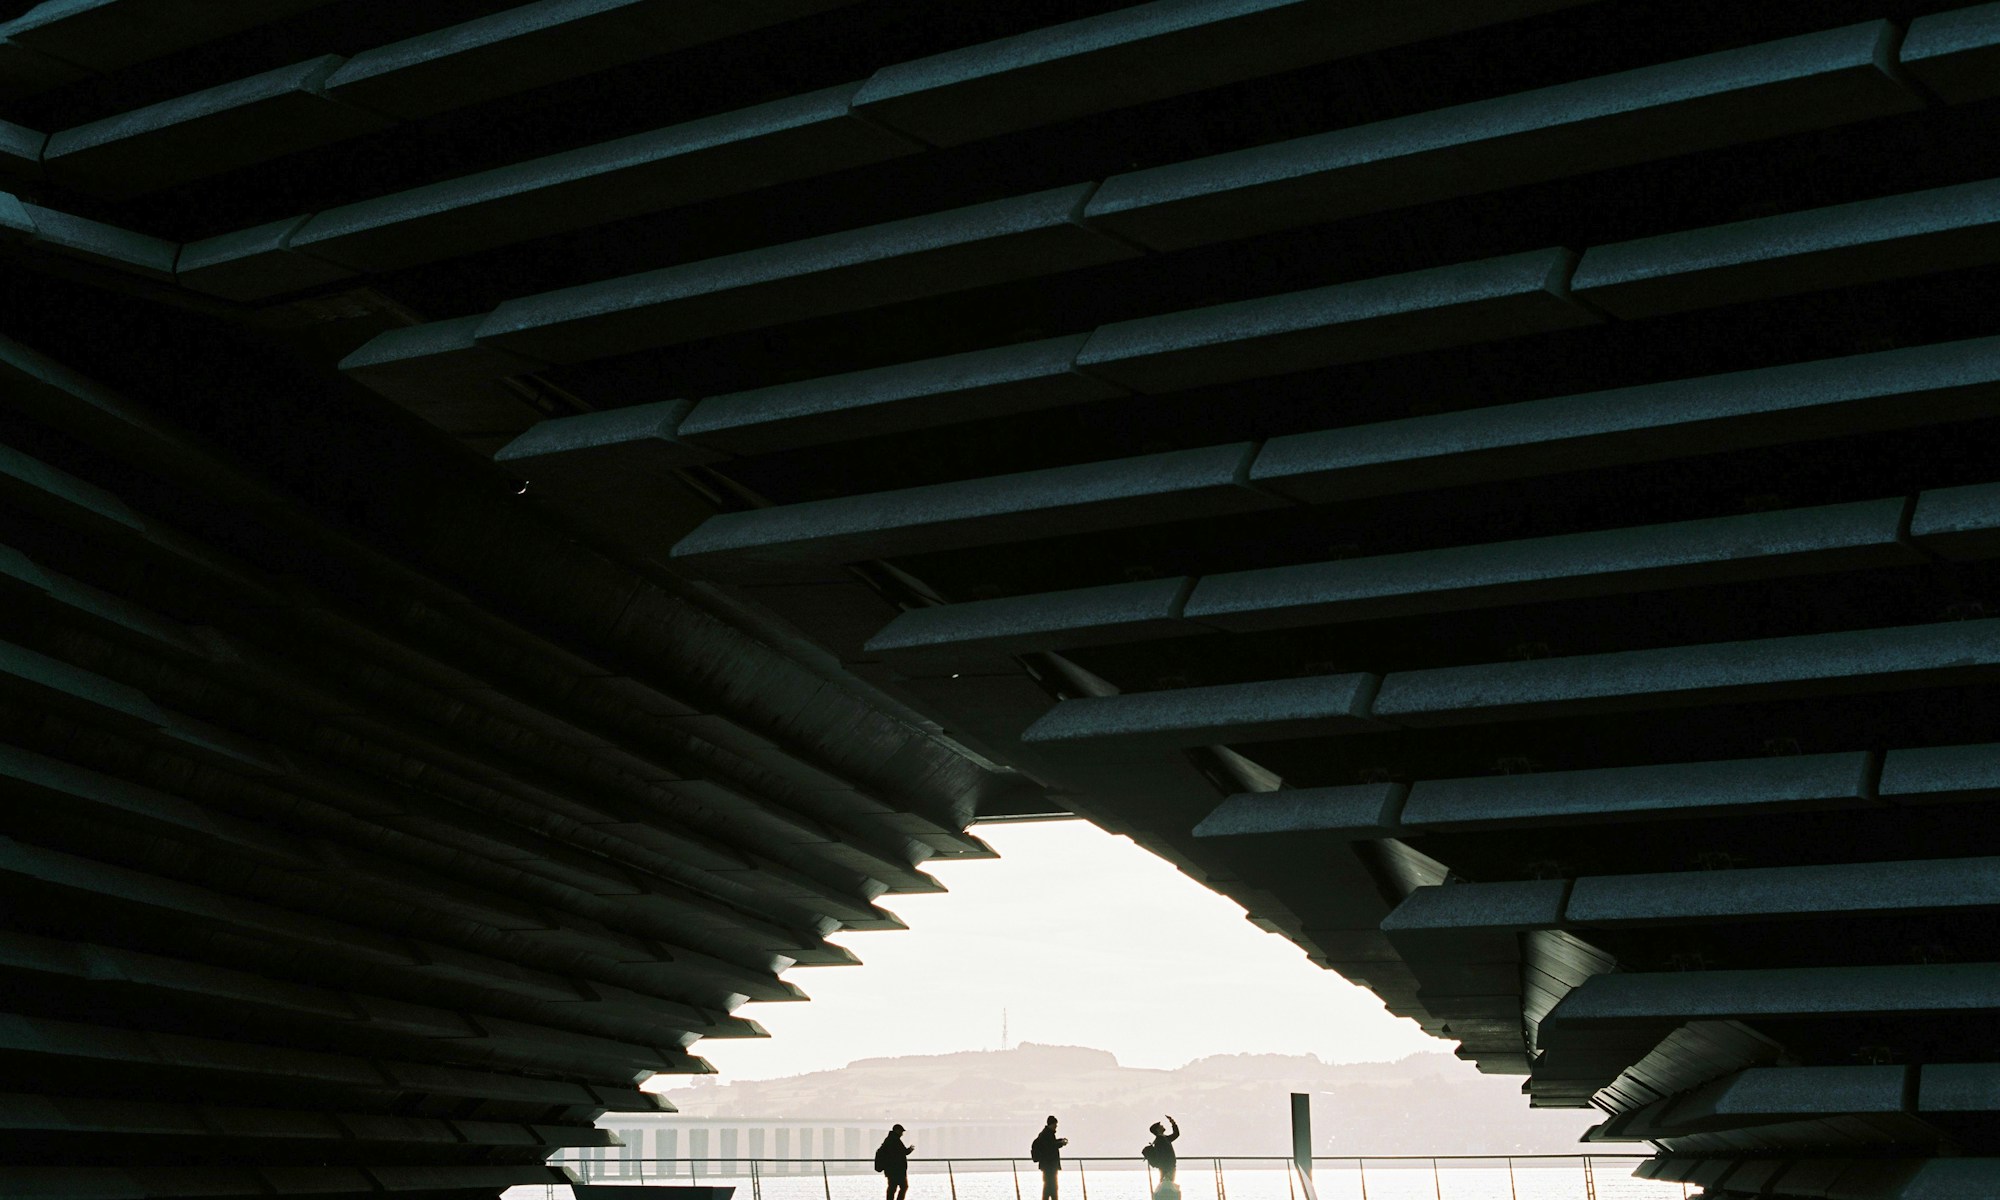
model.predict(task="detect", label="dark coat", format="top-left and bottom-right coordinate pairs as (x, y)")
top-left (878, 1136), bottom-right (913, 1177)
top-left (1032, 1128), bottom-right (1063, 1172)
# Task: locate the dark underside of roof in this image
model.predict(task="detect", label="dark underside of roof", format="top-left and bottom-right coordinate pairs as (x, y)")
top-left (4, 0), bottom-right (2000, 1197)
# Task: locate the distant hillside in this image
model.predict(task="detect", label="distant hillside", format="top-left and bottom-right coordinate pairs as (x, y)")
top-left (655, 1044), bottom-right (1599, 1156)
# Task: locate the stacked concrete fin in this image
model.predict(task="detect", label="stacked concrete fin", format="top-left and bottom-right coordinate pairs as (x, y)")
top-left (9, 0), bottom-right (2000, 1197)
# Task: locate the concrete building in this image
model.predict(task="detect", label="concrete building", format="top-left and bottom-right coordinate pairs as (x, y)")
top-left (2, 1), bottom-right (1999, 1198)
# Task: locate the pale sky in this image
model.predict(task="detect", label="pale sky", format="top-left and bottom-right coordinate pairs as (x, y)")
top-left (684, 819), bottom-right (1443, 1083)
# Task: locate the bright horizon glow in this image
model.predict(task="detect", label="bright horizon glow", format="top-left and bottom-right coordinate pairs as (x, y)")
top-left (681, 820), bottom-right (1444, 1085)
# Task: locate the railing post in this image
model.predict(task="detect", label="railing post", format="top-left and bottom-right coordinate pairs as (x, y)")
top-left (1013, 1159), bottom-right (1023, 1200)
top-left (823, 1158), bottom-right (833, 1200)
top-left (1583, 1156), bottom-right (1597, 1200)
top-left (1079, 1158), bottom-right (1088, 1200)
top-left (949, 1159), bottom-right (959, 1200)
top-left (1357, 1159), bottom-right (1368, 1200)
top-left (1506, 1157), bottom-right (1517, 1200)
top-left (1431, 1157), bottom-right (1441, 1200)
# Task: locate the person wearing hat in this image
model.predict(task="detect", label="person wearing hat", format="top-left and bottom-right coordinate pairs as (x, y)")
top-left (1031, 1115), bottom-right (1067, 1200)
top-left (876, 1124), bottom-right (914, 1200)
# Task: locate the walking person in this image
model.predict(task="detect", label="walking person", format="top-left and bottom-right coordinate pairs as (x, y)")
top-left (1031, 1115), bottom-right (1067, 1200)
top-left (876, 1124), bottom-right (913, 1200)
top-left (1142, 1116), bottom-right (1180, 1200)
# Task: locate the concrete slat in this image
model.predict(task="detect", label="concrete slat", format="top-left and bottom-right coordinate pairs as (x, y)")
top-left (1084, 22), bottom-right (1919, 251)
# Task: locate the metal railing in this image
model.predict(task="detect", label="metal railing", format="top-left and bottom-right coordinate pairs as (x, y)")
top-left (536, 1154), bottom-right (1690, 1200)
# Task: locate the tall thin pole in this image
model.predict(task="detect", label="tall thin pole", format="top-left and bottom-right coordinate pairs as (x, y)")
top-left (1506, 1157), bottom-right (1517, 1200)
top-left (949, 1160), bottom-right (959, 1200)
top-left (1430, 1157), bottom-right (1441, 1200)
top-left (1289, 1095), bottom-right (1312, 1182)
top-left (823, 1159), bottom-right (833, 1200)
top-left (1012, 1160), bottom-right (1023, 1200)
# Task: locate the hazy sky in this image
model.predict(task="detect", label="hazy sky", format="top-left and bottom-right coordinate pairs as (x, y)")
top-left (686, 819), bottom-right (1442, 1083)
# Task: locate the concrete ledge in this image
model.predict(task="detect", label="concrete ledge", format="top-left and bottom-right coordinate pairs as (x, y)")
top-left (1564, 856), bottom-right (2000, 925)
top-left (497, 399), bottom-right (723, 480)
top-left (323, 0), bottom-right (844, 119)
top-left (1373, 619), bottom-right (2000, 727)
top-left (291, 85), bottom-right (916, 280)
top-left (0, 0), bottom-right (335, 76)
top-left (1903, 3), bottom-right (2000, 103)
top-left (1547, 962), bottom-right (2000, 1025)
top-left (680, 334), bottom-right (1118, 456)
top-left (1020, 672), bottom-right (1381, 747)
top-left (1253, 335), bottom-right (2000, 503)
top-left (1572, 177), bottom-right (2000, 319)
top-left (1921, 1064), bottom-right (2000, 1112)
top-left (44, 55), bottom-right (389, 196)
top-left (1193, 782), bottom-right (1406, 839)
top-left (866, 576), bottom-right (1192, 666)
top-left (1683, 1065), bottom-right (1910, 1126)
top-left (1401, 751), bottom-right (1875, 829)
top-left (10, 199), bottom-right (176, 279)
top-left (1909, 481), bottom-right (2000, 560)
top-left (1085, 21), bottom-right (1918, 250)
top-left (1187, 498), bottom-right (1914, 630)
top-left (177, 216), bottom-right (358, 302)
top-left (853, 0), bottom-right (1589, 148)
top-left (1075, 247), bottom-right (1595, 393)
top-left (1880, 742), bottom-right (2000, 805)
top-left (339, 316), bottom-right (553, 436)
top-left (668, 443), bottom-right (1281, 578)
top-left (478, 183), bottom-right (1137, 365)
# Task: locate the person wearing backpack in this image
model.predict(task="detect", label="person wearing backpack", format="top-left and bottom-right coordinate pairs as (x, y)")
top-left (876, 1124), bottom-right (913, 1200)
top-left (1030, 1115), bottom-right (1067, 1200)
top-left (1142, 1116), bottom-right (1180, 1200)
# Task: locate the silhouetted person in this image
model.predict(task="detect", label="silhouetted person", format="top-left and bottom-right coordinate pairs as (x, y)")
top-left (876, 1124), bottom-right (913, 1200)
top-left (1143, 1116), bottom-right (1180, 1198)
top-left (1031, 1115), bottom-right (1067, 1200)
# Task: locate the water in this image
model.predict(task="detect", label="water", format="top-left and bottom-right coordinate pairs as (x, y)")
top-left (509, 1159), bottom-right (1687, 1200)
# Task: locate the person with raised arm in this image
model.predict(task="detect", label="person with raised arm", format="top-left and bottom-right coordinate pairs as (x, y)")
top-left (1143, 1116), bottom-right (1180, 1200)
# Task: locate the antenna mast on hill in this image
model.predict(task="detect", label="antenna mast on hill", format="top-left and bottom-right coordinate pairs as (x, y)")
top-left (1002, 1008), bottom-right (1008, 1051)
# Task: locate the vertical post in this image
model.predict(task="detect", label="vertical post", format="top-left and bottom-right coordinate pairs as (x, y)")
top-left (823, 1158), bottom-right (833, 1200)
top-left (949, 1160), bottom-right (959, 1200)
top-left (1583, 1156), bottom-right (1597, 1200)
top-left (1506, 1157), bottom-right (1517, 1200)
top-left (1079, 1159), bottom-right (1089, 1200)
top-left (1012, 1160), bottom-right (1023, 1200)
top-left (1357, 1160), bottom-right (1369, 1200)
top-left (1289, 1094), bottom-right (1312, 1182)
top-left (1430, 1157), bottom-right (1441, 1200)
